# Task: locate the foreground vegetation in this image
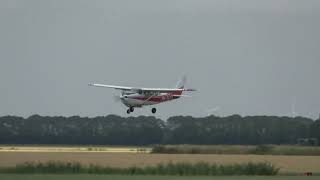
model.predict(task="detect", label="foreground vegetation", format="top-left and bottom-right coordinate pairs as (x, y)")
top-left (1, 115), bottom-right (319, 145)
top-left (152, 144), bottom-right (320, 155)
top-left (1, 175), bottom-right (319, 180)
top-left (2, 152), bottom-right (319, 173)
top-left (0, 161), bottom-right (279, 176)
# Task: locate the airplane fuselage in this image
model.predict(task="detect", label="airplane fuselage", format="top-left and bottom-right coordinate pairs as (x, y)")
top-left (120, 92), bottom-right (180, 107)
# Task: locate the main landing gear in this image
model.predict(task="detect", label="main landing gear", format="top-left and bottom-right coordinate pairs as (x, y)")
top-left (151, 108), bottom-right (157, 114)
top-left (127, 107), bottom-right (134, 114)
top-left (126, 107), bottom-right (157, 114)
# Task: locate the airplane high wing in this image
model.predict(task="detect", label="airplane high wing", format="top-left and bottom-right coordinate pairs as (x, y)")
top-left (88, 83), bottom-right (196, 93)
top-left (88, 84), bottom-right (132, 91)
top-left (89, 76), bottom-right (196, 114)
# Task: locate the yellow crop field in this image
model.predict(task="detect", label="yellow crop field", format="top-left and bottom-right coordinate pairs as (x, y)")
top-left (0, 146), bottom-right (151, 153)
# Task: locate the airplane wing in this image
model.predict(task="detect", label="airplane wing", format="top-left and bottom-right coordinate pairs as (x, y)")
top-left (88, 84), bottom-right (132, 91)
top-left (89, 83), bottom-right (196, 93)
top-left (141, 88), bottom-right (196, 92)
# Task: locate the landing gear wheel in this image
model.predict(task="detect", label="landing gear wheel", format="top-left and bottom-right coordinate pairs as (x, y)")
top-left (127, 109), bottom-right (130, 114)
top-left (130, 107), bottom-right (134, 112)
top-left (151, 108), bottom-right (157, 114)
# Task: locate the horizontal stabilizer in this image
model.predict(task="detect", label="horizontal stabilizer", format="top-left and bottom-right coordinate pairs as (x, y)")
top-left (172, 95), bottom-right (192, 98)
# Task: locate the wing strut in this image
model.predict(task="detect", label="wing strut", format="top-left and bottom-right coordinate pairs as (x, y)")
top-left (141, 95), bottom-right (155, 105)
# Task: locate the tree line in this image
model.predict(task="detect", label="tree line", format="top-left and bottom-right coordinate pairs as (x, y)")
top-left (0, 115), bottom-right (319, 145)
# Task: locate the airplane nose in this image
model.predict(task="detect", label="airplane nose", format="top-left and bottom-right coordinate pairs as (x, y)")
top-left (120, 95), bottom-right (127, 99)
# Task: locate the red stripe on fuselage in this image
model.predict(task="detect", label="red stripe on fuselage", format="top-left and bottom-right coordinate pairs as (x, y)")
top-left (130, 92), bottom-right (181, 103)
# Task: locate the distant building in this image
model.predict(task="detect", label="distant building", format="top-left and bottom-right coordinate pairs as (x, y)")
top-left (297, 138), bottom-right (318, 146)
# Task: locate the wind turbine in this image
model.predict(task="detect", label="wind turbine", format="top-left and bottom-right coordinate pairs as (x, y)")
top-left (205, 106), bottom-right (221, 117)
top-left (291, 97), bottom-right (298, 118)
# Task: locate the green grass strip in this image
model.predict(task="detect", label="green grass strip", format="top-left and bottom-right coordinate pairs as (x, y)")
top-left (0, 161), bottom-right (279, 176)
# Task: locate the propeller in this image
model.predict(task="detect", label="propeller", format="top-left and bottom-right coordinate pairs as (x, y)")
top-left (113, 95), bottom-right (122, 102)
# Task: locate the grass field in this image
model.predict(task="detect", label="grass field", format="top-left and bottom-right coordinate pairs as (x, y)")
top-left (0, 175), bottom-right (319, 180)
top-left (1, 145), bottom-right (320, 175)
top-left (1, 152), bottom-right (320, 174)
top-left (151, 145), bottom-right (320, 155)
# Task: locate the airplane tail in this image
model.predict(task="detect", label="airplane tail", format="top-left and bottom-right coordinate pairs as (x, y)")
top-left (172, 76), bottom-right (187, 96)
top-left (175, 75), bottom-right (187, 89)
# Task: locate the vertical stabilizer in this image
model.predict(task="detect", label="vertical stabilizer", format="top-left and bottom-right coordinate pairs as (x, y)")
top-left (175, 75), bottom-right (187, 89)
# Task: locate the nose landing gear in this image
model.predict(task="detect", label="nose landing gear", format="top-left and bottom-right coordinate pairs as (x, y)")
top-left (127, 107), bottom-right (135, 114)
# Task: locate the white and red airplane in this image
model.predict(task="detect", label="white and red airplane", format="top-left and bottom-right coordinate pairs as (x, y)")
top-left (89, 76), bottom-right (196, 114)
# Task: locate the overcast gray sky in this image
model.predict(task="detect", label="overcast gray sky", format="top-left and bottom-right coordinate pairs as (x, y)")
top-left (1, 0), bottom-right (320, 119)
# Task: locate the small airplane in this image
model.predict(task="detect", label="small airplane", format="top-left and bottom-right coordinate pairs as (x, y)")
top-left (89, 76), bottom-right (196, 114)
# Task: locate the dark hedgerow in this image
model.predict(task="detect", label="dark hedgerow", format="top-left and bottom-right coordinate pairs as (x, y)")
top-left (249, 145), bottom-right (274, 155)
top-left (0, 161), bottom-right (279, 176)
top-left (151, 144), bottom-right (320, 156)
